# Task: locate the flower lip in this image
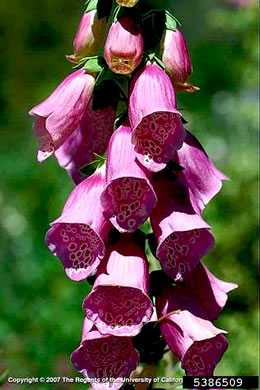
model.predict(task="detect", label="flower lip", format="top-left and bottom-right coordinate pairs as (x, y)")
top-left (71, 318), bottom-right (139, 388)
top-left (46, 223), bottom-right (105, 282)
top-left (84, 285), bottom-right (153, 337)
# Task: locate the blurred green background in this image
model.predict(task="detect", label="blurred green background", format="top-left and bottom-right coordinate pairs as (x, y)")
top-left (0, 0), bottom-right (258, 388)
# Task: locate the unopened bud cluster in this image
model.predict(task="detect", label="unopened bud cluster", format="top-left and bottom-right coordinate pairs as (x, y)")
top-left (29, 0), bottom-right (237, 387)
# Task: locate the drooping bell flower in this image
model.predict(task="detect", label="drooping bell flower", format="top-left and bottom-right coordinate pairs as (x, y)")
top-left (116, 0), bottom-right (139, 8)
top-left (55, 102), bottom-right (116, 184)
top-left (174, 130), bottom-right (228, 213)
top-left (150, 171), bottom-right (215, 282)
top-left (160, 28), bottom-right (199, 93)
top-left (67, 10), bottom-right (107, 64)
top-left (101, 123), bottom-right (157, 232)
top-left (156, 285), bottom-right (228, 376)
top-left (129, 63), bottom-right (185, 172)
top-left (183, 262), bottom-right (238, 321)
top-left (83, 234), bottom-right (153, 337)
top-left (46, 166), bottom-right (112, 282)
top-left (29, 69), bottom-right (95, 162)
top-left (71, 317), bottom-right (139, 389)
top-left (104, 17), bottom-right (143, 74)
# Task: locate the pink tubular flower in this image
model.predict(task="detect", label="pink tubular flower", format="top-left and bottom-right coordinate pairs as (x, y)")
top-left (129, 63), bottom-right (185, 172)
top-left (156, 285), bottom-right (228, 376)
top-left (160, 29), bottom-right (199, 93)
top-left (101, 123), bottom-right (157, 232)
top-left (150, 171), bottom-right (215, 282)
top-left (55, 102), bottom-right (116, 185)
top-left (45, 166), bottom-right (112, 282)
top-left (104, 17), bottom-right (143, 74)
top-left (29, 69), bottom-right (95, 162)
top-left (183, 263), bottom-right (238, 321)
top-left (83, 234), bottom-right (153, 337)
top-left (71, 318), bottom-right (139, 389)
top-left (67, 10), bottom-right (107, 64)
top-left (174, 130), bottom-right (228, 213)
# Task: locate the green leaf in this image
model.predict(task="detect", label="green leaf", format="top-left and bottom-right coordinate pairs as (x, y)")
top-left (85, 0), bottom-right (99, 13)
top-left (79, 153), bottom-right (106, 177)
top-left (83, 56), bottom-right (106, 73)
top-left (0, 369), bottom-right (9, 386)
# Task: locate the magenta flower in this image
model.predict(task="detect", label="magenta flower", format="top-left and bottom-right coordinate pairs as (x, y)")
top-left (67, 10), bottom-right (107, 64)
top-left (71, 318), bottom-right (139, 389)
top-left (161, 29), bottom-right (199, 93)
top-left (46, 167), bottom-right (112, 282)
top-left (83, 234), bottom-right (153, 337)
top-left (151, 171), bottom-right (215, 282)
top-left (174, 130), bottom-right (228, 213)
top-left (156, 285), bottom-right (228, 376)
top-left (183, 262), bottom-right (238, 321)
top-left (104, 16), bottom-right (143, 74)
top-left (101, 123), bottom-right (157, 232)
top-left (29, 69), bottom-right (95, 162)
top-left (129, 63), bottom-right (185, 172)
top-left (55, 102), bottom-right (116, 184)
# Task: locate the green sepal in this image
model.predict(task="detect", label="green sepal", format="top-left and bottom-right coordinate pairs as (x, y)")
top-left (142, 52), bottom-right (165, 70)
top-left (165, 10), bottom-right (181, 31)
top-left (85, 0), bottom-right (99, 13)
top-left (79, 153), bottom-right (106, 176)
top-left (83, 56), bottom-right (106, 73)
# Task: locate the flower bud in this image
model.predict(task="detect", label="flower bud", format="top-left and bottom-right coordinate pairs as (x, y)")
top-left (67, 10), bottom-right (107, 64)
top-left (104, 17), bottom-right (143, 74)
top-left (161, 29), bottom-right (199, 93)
top-left (116, 0), bottom-right (139, 7)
